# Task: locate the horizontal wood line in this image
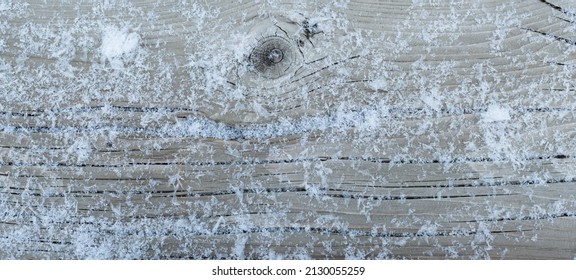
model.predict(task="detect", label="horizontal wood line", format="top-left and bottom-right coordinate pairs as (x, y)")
top-left (0, 187), bottom-right (517, 199)
top-left (4, 172), bottom-right (572, 197)
top-left (2, 106), bottom-right (575, 143)
top-left (0, 182), bottom-right (457, 197)
top-left (308, 79), bottom-right (371, 93)
top-left (0, 105), bottom-right (197, 116)
top-left (2, 106), bottom-right (575, 139)
top-left (324, 192), bottom-right (519, 200)
top-left (523, 27), bottom-right (576, 46)
top-left (127, 227), bottom-right (532, 238)
top-left (0, 226), bottom-right (533, 240)
top-left (289, 55), bottom-right (361, 84)
top-left (2, 106), bottom-right (575, 119)
top-left (11, 239), bottom-right (73, 246)
top-left (453, 211), bottom-right (576, 223)
top-left (543, 87), bottom-right (576, 91)
top-left (0, 154), bottom-right (571, 169)
top-left (3, 176), bottom-right (575, 200)
top-left (1, 157), bottom-right (383, 168)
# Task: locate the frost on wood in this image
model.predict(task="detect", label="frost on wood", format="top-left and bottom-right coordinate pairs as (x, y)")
top-left (1, 0), bottom-right (576, 259)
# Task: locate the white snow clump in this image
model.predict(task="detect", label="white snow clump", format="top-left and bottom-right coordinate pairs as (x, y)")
top-left (100, 25), bottom-right (140, 68)
top-left (482, 104), bottom-right (511, 122)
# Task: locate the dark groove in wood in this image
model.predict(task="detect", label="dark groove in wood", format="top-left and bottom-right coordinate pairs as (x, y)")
top-left (0, 106), bottom-right (197, 116)
top-left (539, 0), bottom-right (576, 17)
top-left (3, 176), bottom-right (574, 198)
top-left (0, 154), bottom-right (572, 169)
top-left (289, 55), bottom-right (361, 84)
top-left (190, 226), bottom-right (532, 238)
top-left (453, 211), bottom-right (576, 223)
top-left (523, 27), bottom-right (575, 46)
top-left (555, 16), bottom-right (575, 24)
top-left (324, 192), bottom-right (519, 200)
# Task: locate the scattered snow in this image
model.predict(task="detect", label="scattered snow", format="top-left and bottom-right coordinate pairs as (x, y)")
top-left (0, 0), bottom-right (10, 11)
top-left (0, 0), bottom-right (574, 260)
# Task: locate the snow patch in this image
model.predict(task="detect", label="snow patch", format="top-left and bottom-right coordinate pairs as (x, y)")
top-left (66, 137), bottom-right (92, 163)
top-left (368, 77), bottom-right (387, 91)
top-left (482, 104), bottom-right (510, 122)
top-left (100, 25), bottom-right (140, 68)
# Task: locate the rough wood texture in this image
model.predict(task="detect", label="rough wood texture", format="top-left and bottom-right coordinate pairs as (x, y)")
top-left (1, 0), bottom-right (575, 259)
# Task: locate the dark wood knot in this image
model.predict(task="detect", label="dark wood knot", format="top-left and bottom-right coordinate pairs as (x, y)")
top-left (248, 35), bottom-right (297, 79)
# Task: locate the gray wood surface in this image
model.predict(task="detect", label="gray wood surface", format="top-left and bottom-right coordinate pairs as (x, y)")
top-left (1, 0), bottom-right (575, 259)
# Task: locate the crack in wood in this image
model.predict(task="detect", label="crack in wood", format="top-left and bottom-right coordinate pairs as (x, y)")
top-left (539, 0), bottom-right (576, 18)
top-left (523, 27), bottom-right (576, 46)
top-left (324, 192), bottom-right (519, 200)
top-left (0, 154), bottom-right (572, 169)
top-left (192, 226), bottom-right (533, 238)
top-left (452, 211), bottom-right (576, 223)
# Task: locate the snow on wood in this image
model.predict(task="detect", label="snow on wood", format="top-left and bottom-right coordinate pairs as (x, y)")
top-left (0, 0), bottom-right (575, 259)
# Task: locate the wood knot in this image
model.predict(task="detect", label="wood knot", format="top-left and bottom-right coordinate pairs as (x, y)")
top-left (248, 35), bottom-right (297, 79)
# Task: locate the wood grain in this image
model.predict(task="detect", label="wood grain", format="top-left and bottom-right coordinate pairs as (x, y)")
top-left (1, 0), bottom-right (575, 259)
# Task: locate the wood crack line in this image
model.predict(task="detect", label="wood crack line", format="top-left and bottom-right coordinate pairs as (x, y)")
top-left (0, 154), bottom-right (572, 168)
top-left (452, 211), bottom-right (576, 223)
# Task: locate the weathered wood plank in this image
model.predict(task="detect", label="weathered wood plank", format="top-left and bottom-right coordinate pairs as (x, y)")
top-left (1, 0), bottom-right (576, 259)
